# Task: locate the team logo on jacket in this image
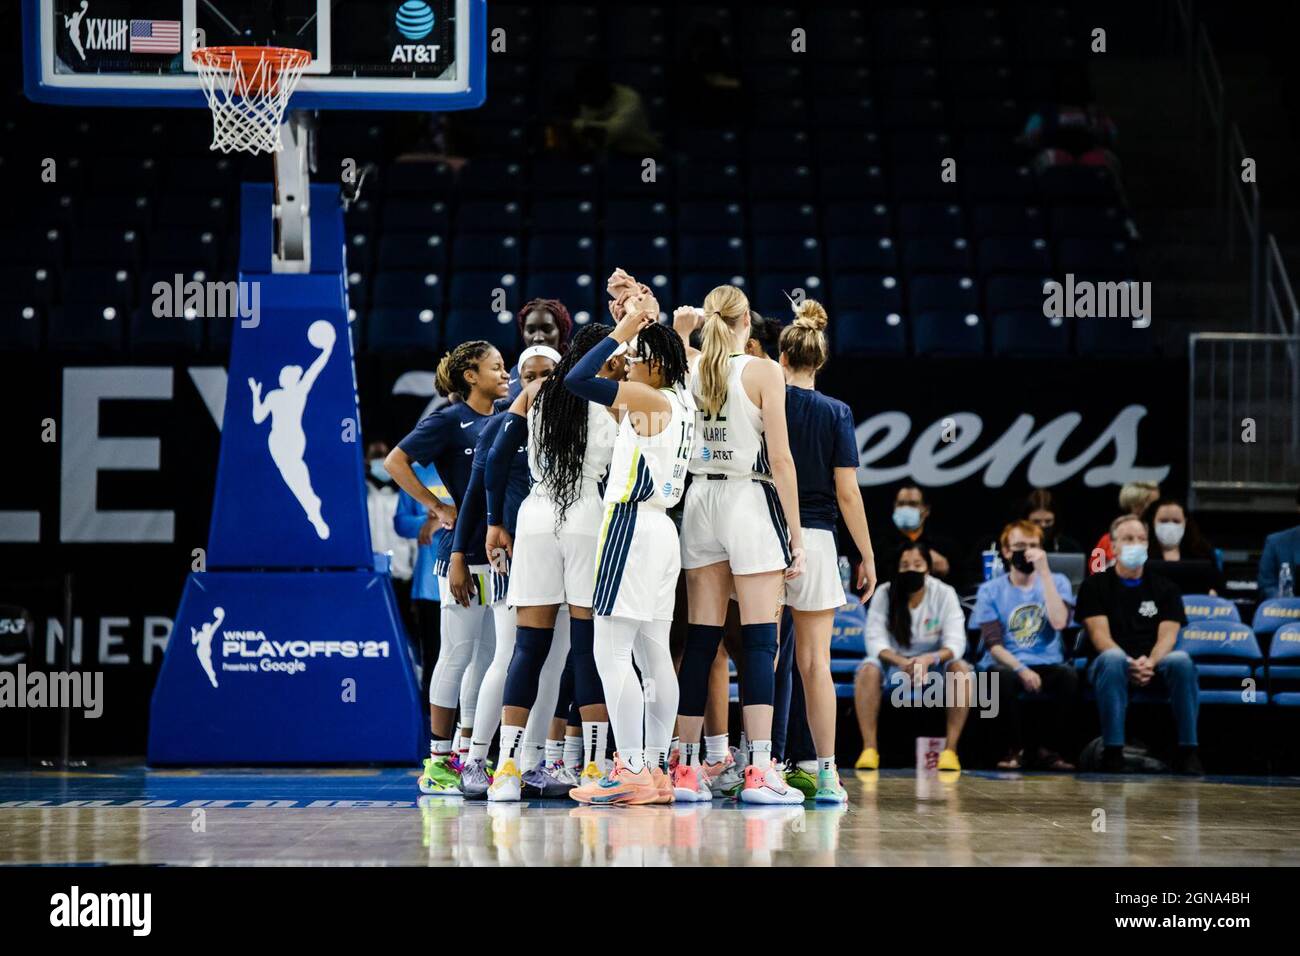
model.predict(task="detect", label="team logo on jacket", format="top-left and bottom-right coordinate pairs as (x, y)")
top-left (1138, 600), bottom-right (1158, 618)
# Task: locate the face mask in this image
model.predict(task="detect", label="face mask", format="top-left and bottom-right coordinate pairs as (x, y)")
top-left (893, 506), bottom-right (922, 531)
top-left (896, 570), bottom-right (926, 595)
top-left (1118, 543), bottom-right (1148, 570)
top-left (1154, 521), bottom-right (1185, 548)
top-left (369, 460), bottom-right (391, 484)
top-left (1009, 550), bottom-right (1035, 574)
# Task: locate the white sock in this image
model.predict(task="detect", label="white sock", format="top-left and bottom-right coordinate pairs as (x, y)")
top-left (670, 736), bottom-right (680, 755)
top-left (800, 759), bottom-right (819, 774)
top-left (545, 739), bottom-right (564, 769)
top-left (457, 733), bottom-right (472, 755)
top-left (682, 741), bottom-right (701, 767)
top-left (738, 732), bottom-right (749, 765)
top-left (582, 721), bottom-right (609, 770)
top-left (497, 725), bottom-right (525, 766)
top-left (469, 739), bottom-right (490, 761)
top-left (816, 756), bottom-right (834, 773)
top-left (431, 738), bottom-right (453, 758)
top-left (750, 739), bottom-right (772, 771)
top-left (522, 739), bottom-right (544, 769)
top-left (646, 746), bottom-right (668, 772)
top-left (622, 749), bottom-right (646, 773)
top-left (704, 734), bottom-right (728, 765)
top-left (564, 734), bottom-right (582, 769)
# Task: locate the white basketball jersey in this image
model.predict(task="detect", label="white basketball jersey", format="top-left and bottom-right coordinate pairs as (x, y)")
top-left (528, 399), bottom-right (616, 492)
top-left (688, 353), bottom-right (770, 479)
top-left (602, 386), bottom-right (697, 510)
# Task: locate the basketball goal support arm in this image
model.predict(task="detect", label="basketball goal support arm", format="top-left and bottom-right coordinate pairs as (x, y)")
top-left (272, 111), bottom-right (313, 273)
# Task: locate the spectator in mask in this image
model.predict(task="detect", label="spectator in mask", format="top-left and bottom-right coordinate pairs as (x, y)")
top-left (1075, 515), bottom-right (1200, 774)
top-left (1090, 481), bottom-right (1160, 572)
top-left (973, 520), bottom-right (1078, 770)
top-left (1142, 496), bottom-right (1224, 594)
top-left (394, 461), bottom-right (453, 708)
top-left (1258, 487), bottom-right (1300, 598)
top-left (1022, 488), bottom-right (1083, 553)
top-left (871, 482), bottom-right (960, 585)
top-left (366, 440), bottom-right (415, 593)
top-left (854, 542), bottom-right (971, 772)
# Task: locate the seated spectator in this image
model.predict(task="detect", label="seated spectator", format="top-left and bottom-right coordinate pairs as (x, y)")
top-left (973, 520), bottom-right (1078, 770)
top-left (1257, 487), bottom-right (1300, 599)
top-left (1090, 480), bottom-right (1160, 572)
top-left (1076, 515), bottom-right (1201, 774)
top-left (854, 542), bottom-right (972, 772)
top-left (1022, 488), bottom-right (1084, 553)
top-left (365, 440), bottom-right (415, 601)
top-left (1142, 496), bottom-right (1224, 594)
top-left (1017, 74), bottom-right (1120, 176)
top-left (871, 481), bottom-right (961, 585)
top-left (567, 62), bottom-right (661, 157)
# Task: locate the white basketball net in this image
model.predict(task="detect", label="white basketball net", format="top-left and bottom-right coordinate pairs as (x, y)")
top-left (193, 48), bottom-right (310, 155)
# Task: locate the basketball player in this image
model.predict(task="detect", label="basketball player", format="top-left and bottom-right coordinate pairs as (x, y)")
top-left (385, 341), bottom-right (510, 794)
top-left (671, 285), bottom-right (807, 805)
top-left (449, 346), bottom-right (562, 798)
top-left (778, 298), bottom-right (877, 804)
top-left (509, 298), bottom-right (572, 396)
top-left (564, 284), bottom-right (695, 805)
top-left (484, 325), bottom-right (625, 801)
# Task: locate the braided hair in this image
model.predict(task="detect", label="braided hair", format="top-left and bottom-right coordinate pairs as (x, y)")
top-left (435, 340), bottom-right (495, 399)
top-left (532, 324), bottom-right (610, 527)
top-left (516, 299), bottom-right (573, 352)
top-left (634, 321), bottom-right (689, 388)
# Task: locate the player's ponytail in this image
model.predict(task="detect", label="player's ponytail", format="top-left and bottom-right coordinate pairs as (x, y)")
top-left (778, 298), bottom-right (830, 372)
top-left (697, 285), bottom-right (749, 417)
top-left (436, 340), bottom-right (493, 399)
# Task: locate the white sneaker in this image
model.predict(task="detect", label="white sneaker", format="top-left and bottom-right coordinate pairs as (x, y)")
top-left (487, 758), bottom-right (522, 802)
top-left (739, 765), bottom-right (805, 805)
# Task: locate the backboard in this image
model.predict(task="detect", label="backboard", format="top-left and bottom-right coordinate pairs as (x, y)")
top-left (22, 0), bottom-right (486, 110)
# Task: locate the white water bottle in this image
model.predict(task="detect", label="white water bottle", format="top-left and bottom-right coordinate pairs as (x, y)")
top-left (1281, 562), bottom-right (1295, 598)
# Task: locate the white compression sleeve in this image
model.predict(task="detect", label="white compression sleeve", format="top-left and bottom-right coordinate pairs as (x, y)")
top-left (632, 618), bottom-right (679, 758)
top-left (592, 615), bottom-right (645, 768)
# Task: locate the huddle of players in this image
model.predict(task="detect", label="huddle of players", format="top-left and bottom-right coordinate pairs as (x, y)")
top-left (385, 270), bottom-right (875, 807)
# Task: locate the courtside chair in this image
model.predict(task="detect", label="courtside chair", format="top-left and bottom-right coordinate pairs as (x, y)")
top-left (752, 130), bottom-right (813, 163)
top-left (1266, 623), bottom-right (1300, 707)
top-left (129, 306), bottom-right (204, 354)
top-left (891, 163), bottom-right (956, 202)
top-left (680, 129), bottom-right (741, 161)
top-left (820, 164), bottom-right (888, 201)
top-left (1182, 595), bottom-right (1242, 624)
top-left (962, 165), bottom-right (1036, 202)
top-left (375, 270), bottom-right (445, 311)
top-left (0, 225), bottom-right (65, 267)
top-left (815, 128), bottom-right (883, 164)
top-left (1038, 166), bottom-right (1121, 205)
top-left (49, 304), bottom-right (126, 351)
top-left (80, 194), bottom-right (154, 230)
top-left (888, 132), bottom-right (953, 166)
top-left (1176, 621), bottom-right (1267, 705)
top-left (0, 265), bottom-right (56, 309)
top-left (749, 163), bottom-right (816, 200)
top-left (675, 163), bottom-right (743, 199)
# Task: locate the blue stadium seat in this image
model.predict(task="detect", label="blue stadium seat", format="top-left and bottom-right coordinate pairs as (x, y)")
top-left (752, 202), bottom-right (818, 236)
top-left (676, 163), bottom-right (743, 199)
top-left (748, 95), bottom-right (810, 127)
top-left (913, 312), bottom-right (986, 356)
top-left (991, 311), bottom-right (1071, 356)
top-left (603, 235), bottom-right (672, 273)
top-left (826, 236), bottom-right (898, 275)
top-left (814, 128), bottom-right (883, 164)
top-left (62, 267), bottom-right (134, 308)
top-left (749, 164), bottom-right (817, 200)
top-left (820, 164), bottom-right (888, 200)
top-left (1252, 599), bottom-right (1300, 639)
top-left (0, 265), bottom-right (56, 307)
top-left (382, 199), bottom-right (451, 233)
top-left (525, 272), bottom-right (599, 323)
top-left (888, 132), bottom-right (952, 165)
top-left (678, 273), bottom-right (748, 309)
top-left (448, 272), bottom-right (517, 311)
top-left (683, 129), bottom-right (742, 160)
top-left (149, 228), bottom-right (222, 272)
top-left (603, 159), bottom-right (671, 198)
top-left (1057, 239), bottom-right (1137, 275)
top-left (155, 195), bottom-right (229, 229)
top-left (0, 304), bottom-right (43, 350)
top-left (881, 97), bottom-right (945, 130)
top-left (911, 275), bottom-right (979, 314)
top-left (366, 308), bottom-right (442, 353)
top-left (530, 160), bottom-right (597, 197)
top-left (903, 237), bottom-right (973, 274)
top-left (531, 199), bottom-right (598, 234)
top-left (384, 161), bottom-right (455, 196)
top-left (751, 130), bottom-right (813, 162)
top-left (457, 159), bottom-right (526, 197)
top-left (1051, 206), bottom-right (1131, 239)
top-left (985, 275), bottom-right (1054, 314)
top-left (376, 233), bottom-right (447, 272)
top-left (1038, 166), bottom-right (1120, 204)
top-left (1074, 319), bottom-right (1155, 356)
top-left (0, 226), bottom-right (65, 267)
top-left (452, 235), bottom-right (522, 272)
top-left (754, 274), bottom-right (825, 317)
top-left (49, 305), bottom-right (126, 351)
top-left (373, 271), bottom-right (444, 310)
top-left (979, 237), bottom-right (1053, 275)
top-left (891, 164), bottom-right (958, 202)
top-left (1182, 595), bottom-right (1241, 624)
top-left (80, 194), bottom-right (154, 229)
top-left (972, 204), bottom-right (1047, 238)
top-left (963, 165), bottom-right (1036, 202)
top-left (833, 311), bottom-right (907, 356)
top-left (1267, 623), bottom-right (1300, 706)
top-left (677, 201), bottom-right (742, 235)
top-left (831, 274), bottom-right (903, 319)
top-left (754, 236), bottom-right (823, 274)
top-left (527, 234), bottom-right (597, 272)
top-left (824, 201), bottom-right (892, 237)
top-left (68, 227), bottom-right (143, 267)
top-left (443, 308), bottom-right (519, 357)
top-left (953, 97), bottom-right (1022, 131)
top-left (679, 235), bottom-right (746, 273)
top-left (456, 201), bottom-right (524, 235)
top-left (129, 307), bottom-right (204, 353)
top-left (606, 200), bottom-right (673, 234)
top-left (900, 203), bottom-right (964, 238)
top-left (1177, 621), bottom-right (1266, 705)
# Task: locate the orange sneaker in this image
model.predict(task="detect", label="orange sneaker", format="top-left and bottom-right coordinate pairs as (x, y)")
top-left (650, 766), bottom-right (675, 804)
top-left (568, 755), bottom-right (619, 802)
top-left (671, 762), bottom-right (712, 803)
top-left (578, 754), bottom-right (660, 806)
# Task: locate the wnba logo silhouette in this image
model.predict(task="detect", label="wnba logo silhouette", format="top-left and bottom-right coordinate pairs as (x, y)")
top-left (192, 606), bottom-right (224, 689)
top-left (249, 321), bottom-right (335, 540)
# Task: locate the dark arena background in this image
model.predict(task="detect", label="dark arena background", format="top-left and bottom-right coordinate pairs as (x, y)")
top-left (1, 0), bottom-right (1299, 931)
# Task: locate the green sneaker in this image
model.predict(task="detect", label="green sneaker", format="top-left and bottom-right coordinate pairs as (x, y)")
top-left (785, 765), bottom-right (818, 799)
top-left (814, 768), bottom-right (848, 804)
top-left (418, 755), bottom-right (464, 795)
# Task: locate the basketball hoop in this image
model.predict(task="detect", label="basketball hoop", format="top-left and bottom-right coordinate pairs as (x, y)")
top-left (192, 46), bottom-right (312, 155)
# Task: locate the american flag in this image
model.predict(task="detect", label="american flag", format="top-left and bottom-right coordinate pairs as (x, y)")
top-left (129, 20), bottom-right (181, 54)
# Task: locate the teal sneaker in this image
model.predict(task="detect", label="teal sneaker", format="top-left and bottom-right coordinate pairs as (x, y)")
top-left (418, 755), bottom-right (464, 795)
top-left (784, 765), bottom-right (818, 800)
top-left (814, 768), bottom-right (848, 804)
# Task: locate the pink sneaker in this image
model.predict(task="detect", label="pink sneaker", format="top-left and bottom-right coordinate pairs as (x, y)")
top-left (739, 765), bottom-right (804, 805)
top-left (574, 754), bottom-right (659, 806)
top-left (701, 752), bottom-right (743, 795)
top-left (671, 762), bottom-right (712, 803)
